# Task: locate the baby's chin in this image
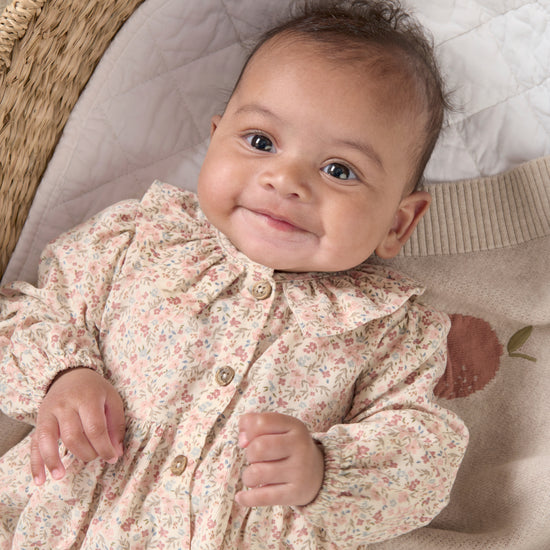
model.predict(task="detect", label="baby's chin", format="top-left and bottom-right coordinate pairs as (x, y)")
top-left (223, 225), bottom-right (371, 273)
top-left (244, 248), bottom-right (366, 274)
top-left (237, 246), bottom-right (309, 272)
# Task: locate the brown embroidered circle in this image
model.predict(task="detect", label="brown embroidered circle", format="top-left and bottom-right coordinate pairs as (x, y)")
top-left (434, 314), bottom-right (503, 399)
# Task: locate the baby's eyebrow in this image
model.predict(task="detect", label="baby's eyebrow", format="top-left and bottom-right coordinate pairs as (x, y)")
top-left (234, 103), bottom-right (282, 122)
top-left (334, 137), bottom-right (385, 172)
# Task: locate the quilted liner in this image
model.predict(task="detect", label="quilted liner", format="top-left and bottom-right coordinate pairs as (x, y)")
top-left (2, 0), bottom-right (550, 283)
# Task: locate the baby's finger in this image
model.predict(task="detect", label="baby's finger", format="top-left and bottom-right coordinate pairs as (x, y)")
top-left (239, 412), bottom-right (294, 446)
top-left (243, 432), bottom-right (291, 464)
top-left (241, 459), bottom-right (283, 489)
top-left (33, 413), bottom-right (66, 482)
top-left (30, 432), bottom-right (46, 485)
top-left (105, 394), bottom-right (126, 459)
top-left (58, 409), bottom-right (99, 463)
top-left (80, 401), bottom-right (120, 463)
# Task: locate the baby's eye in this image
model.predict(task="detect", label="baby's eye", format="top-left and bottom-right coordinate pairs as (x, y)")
top-left (323, 163), bottom-right (357, 181)
top-left (246, 134), bottom-right (275, 153)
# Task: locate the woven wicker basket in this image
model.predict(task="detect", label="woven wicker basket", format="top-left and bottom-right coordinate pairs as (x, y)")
top-left (0, 0), bottom-right (145, 280)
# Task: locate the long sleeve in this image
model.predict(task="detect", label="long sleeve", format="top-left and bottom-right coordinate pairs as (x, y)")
top-left (297, 300), bottom-right (468, 546)
top-left (0, 199), bottom-right (138, 424)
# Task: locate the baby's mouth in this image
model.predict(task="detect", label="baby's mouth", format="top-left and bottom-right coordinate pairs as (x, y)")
top-left (246, 208), bottom-right (307, 233)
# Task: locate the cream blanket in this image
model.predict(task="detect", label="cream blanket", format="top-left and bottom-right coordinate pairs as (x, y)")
top-left (371, 156), bottom-right (550, 549)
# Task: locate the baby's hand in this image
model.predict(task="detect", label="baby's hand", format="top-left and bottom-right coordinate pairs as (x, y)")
top-left (236, 412), bottom-right (324, 507)
top-left (31, 367), bottom-right (125, 486)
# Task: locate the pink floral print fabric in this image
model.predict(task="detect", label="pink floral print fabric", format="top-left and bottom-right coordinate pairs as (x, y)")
top-left (0, 182), bottom-right (467, 549)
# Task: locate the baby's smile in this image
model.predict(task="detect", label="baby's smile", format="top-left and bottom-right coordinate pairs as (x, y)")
top-left (240, 205), bottom-right (309, 233)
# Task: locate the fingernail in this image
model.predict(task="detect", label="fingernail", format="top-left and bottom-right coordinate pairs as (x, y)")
top-left (107, 456), bottom-right (118, 465)
top-left (238, 431), bottom-right (248, 448)
top-left (51, 468), bottom-right (64, 480)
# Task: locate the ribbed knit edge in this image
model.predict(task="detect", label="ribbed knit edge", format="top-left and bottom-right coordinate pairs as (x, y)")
top-left (401, 156), bottom-right (550, 256)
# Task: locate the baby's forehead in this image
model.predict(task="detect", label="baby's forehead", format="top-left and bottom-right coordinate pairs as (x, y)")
top-left (245, 34), bottom-right (428, 123)
top-left (251, 34), bottom-right (420, 93)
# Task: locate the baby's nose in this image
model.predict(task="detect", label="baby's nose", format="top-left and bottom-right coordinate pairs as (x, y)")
top-left (262, 160), bottom-right (312, 200)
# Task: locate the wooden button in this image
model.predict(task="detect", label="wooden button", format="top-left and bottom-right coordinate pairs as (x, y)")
top-left (251, 281), bottom-right (272, 300)
top-left (170, 455), bottom-right (187, 476)
top-left (215, 366), bottom-right (235, 386)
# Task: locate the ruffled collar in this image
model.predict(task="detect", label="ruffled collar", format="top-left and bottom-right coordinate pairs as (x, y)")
top-left (216, 229), bottom-right (424, 338)
top-left (139, 182), bottom-right (424, 338)
top-left (278, 266), bottom-right (424, 337)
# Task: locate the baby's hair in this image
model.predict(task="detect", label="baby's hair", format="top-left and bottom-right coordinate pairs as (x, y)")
top-left (234, 0), bottom-right (450, 191)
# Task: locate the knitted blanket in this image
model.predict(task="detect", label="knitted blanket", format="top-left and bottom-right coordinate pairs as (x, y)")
top-left (370, 156), bottom-right (550, 549)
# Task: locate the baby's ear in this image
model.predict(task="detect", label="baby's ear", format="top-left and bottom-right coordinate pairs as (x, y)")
top-left (210, 114), bottom-right (222, 137)
top-left (375, 191), bottom-right (431, 259)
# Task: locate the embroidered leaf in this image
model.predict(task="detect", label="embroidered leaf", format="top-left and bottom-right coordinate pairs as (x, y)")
top-left (507, 326), bottom-right (537, 362)
top-left (507, 326), bottom-right (532, 353)
top-left (509, 352), bottom-right (537, 362)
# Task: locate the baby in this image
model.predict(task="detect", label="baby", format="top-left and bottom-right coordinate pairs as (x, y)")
top-left (0, 0), bottom-right (468, 548)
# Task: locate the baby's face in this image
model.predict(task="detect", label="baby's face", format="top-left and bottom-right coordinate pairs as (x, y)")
top-left (198, 37), bottom-right (425, 272)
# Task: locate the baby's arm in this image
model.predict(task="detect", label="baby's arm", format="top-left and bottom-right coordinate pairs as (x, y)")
top-left (236, 412), bottom-right (324, 507)
top-left (0, 199), bottom-right (138, 454)
top-left (31, 368), bottom-right (125, 485)
top-left (289, 305), bottom-right (468, 544)
top-left (233, 303), bottom-right (468, 546)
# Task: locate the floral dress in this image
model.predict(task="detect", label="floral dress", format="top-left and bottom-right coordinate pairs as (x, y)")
top-left (0, 182), bottom-right (468, 549)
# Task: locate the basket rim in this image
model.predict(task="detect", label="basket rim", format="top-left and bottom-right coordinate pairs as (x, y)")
top-left (0, 0), bottom-right (46, 74)
top-left (0, 0), bottom-right (146, 280)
